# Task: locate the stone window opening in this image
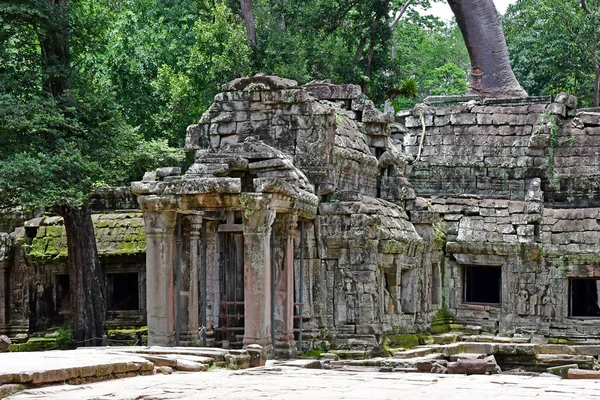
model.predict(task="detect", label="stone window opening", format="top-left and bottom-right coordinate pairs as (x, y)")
top-left (54, 274), bottom-right (70, 313)
top-left (569, 278), bottom-right (600, 318)
top-left (463, 265), bottom-right (502, 305)
top-left (431, 262), bottom-right (441, 306)
top-left (107, 272), bottom-right (139, 311)
top-left (24, 227), bottom-right (37, 246)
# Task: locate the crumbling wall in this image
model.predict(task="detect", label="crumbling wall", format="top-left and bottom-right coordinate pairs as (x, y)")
top-left (0, 212), bottom-right (147, 337)
top-left (180, 75), bottom-right (437, 350)
top-left (397, 94), bottom-right (600, 341)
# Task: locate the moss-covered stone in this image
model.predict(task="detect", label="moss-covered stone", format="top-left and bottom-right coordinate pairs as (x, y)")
top-left (383, 333), bottom-right (420, 349)
top-left (107, 326), bottom-right (148, 346)
top-left (329, 350), bottom-right (366, 360)
top-left (9, 337), bottom-right (57, 352)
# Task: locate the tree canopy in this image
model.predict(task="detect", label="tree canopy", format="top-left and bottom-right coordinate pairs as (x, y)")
top-left (504, 0), bottom-right (600, 106)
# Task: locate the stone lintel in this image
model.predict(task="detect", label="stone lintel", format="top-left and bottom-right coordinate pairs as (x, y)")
top-left (481, 96), bottom-right (552, 106)
top-left (453, 253), bottom-right (505, 266)
top-left (424, 95), bottom-right (479, 105)
top-left (447, 241), bottom-right (539, 257)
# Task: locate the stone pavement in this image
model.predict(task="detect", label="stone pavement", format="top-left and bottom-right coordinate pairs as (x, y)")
top-left (8, 362), bottom-right (600, 400)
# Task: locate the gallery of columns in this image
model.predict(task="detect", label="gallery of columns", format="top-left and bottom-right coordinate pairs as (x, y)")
top-left (134, 172), bottom-right (318, 358)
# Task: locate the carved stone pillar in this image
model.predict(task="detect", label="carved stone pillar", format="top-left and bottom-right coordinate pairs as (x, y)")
top-left (240, 194), bottom-right (275, 349)
top-left (143, 210), bottom-right (177, 346)
top-left (179, 215), bottom-right (202, 344)
top-left (273, 213), bottom-right (298, 358)
top-left (205, 220), bottom-right (219, 342)
top-left (0, 234), bottom-right (10, 328)
top-left (0, 268), bottom-right (6, 328)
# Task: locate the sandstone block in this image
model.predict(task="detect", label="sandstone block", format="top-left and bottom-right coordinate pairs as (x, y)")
top-left (567, 369), bottom-right (600, 379)
top-left (0, 335), bottom-right (10, 352)
top-left (225, 350), bottom-right (251, 370)
top-left (450, 113), bottom-right (477, 125)
top-left (247, 344), bottom-right (267, 367)
top-left (547, 364), bottom-right (578, 378)
top-left (175, 360), bottom-right (208, 372)
top-left (156, 366), bottom-right (174, 374)
top-left (431, 362), bottom-right (448, 374)
top-left (447, 359), bottom-right (488, 375)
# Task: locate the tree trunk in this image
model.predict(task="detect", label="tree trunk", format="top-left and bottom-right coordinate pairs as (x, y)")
top-left (447, 0), bottom-right (527, 98)
top-left (38, 0), bottom-right (71, 98)
top-left (240, 0), bottom-right (257, 49)
top-left (61, 206), bottom-right (106, 346)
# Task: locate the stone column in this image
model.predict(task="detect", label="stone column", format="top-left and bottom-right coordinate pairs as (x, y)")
top-left (0, 268), bottom-right (6, 328)
top-left (204, 220), bottom-right (220, 344)
top-left (143, 210), bottom-right (177, 346)
top-left (273, 213), bottom-right (298, 358)
top-left (0, 233), bottom-right (10, 328)
top-left (240, 194), bottom-right (275, 349)
top-left (179, 215), bottom-right (202, 344)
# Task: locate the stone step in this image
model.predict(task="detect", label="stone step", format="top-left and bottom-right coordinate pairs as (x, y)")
top-left (393, 347), bottom-right (436, 359)
top-left (329, 350), bottom-right (366, 360)
top-left (117, 346), bottom-right (230, 361)
top-left (460, 335), bottom-right (530, 344)
top-left (535, 354), bottom-right (595, 370)
top-left (431, 333), bottom-right (460, 345)
top-left (449, 353), bottom-right (486, 361)
top-left (0, 349), bottom-right (154, 386)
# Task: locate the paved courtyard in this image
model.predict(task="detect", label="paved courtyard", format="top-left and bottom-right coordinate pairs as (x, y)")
top-left (9, 363), bottom-right (600, 400)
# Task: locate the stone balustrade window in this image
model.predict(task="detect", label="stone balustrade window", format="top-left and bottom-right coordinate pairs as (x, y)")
top-left (569, 278), bottom-right (600, 317)
top-left (463, 265), bottom-right (502, 305)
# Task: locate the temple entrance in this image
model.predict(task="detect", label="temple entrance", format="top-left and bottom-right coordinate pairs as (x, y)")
top-left (216, 230), bottom-right (245, 348)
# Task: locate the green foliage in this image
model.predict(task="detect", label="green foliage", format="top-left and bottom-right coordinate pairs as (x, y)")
top-left (0, 0), bottom-right (184, 213)
top-left (55, 327), bottom-right (76, 349)
top-left (390, 18), bottom-right (469, 109)
top-left (297, 349), bottom-right (325, 359)
top-left (423, 63), bottom-right (467, 96)
top-left (504, 0), bottom-right (600, 106)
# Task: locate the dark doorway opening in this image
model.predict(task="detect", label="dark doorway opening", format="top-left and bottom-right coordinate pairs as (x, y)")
top-left (55, 274), bottom-right (70, 313)
top-left (464, 265), bottom-right (502, 304)
top-left (570, 278), bottom-right (600, 317)
top-left (217, 231), bottom-right (245, 347)
top-left (107, 272), bottom-right (139, 311)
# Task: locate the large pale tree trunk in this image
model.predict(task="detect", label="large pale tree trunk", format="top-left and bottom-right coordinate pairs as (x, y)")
top-left (61, 206), bottom-right (106, 346)
top-left (448, 0), bottom-right (527, 98)
top-left (240, 0), bottom-right (257, 49)
top-left (42, 0), bottom-right (106, 345)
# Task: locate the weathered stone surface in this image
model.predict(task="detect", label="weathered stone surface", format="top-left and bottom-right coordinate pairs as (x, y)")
top-left (0, 336), bottom-right (10, 353)
top-left (221, 74), bottom-right (298, 92)
top-left (247, 344), bottom-right (267, 367)
top-left (547, 364), bottom-right (578, 378)
top-left (156, 366), bottom-right (173, 374)
top-left (225, 350), bottom-right (251, 370)
top-left (447, 360), bottom-right (488, 375)
top-left (567, 368), bottom-right (600, 379)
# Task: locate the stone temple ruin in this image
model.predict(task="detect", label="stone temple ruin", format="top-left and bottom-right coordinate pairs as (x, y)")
top-left (2, 74), bottom-right (600, 361)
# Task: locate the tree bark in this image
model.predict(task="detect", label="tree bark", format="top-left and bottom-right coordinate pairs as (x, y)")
top-left (240, 0), bottom-right (257, 49)
top-left (60, 206), bottom-right (106, 346)
top-left (581, 0), bottom-right (599, 107)
top-left (447, 0), bottom-right (527, 98)
top-left (38, 0), bottom-right (71, 98)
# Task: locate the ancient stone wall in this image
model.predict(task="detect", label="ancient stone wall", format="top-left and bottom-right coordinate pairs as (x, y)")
top-left (136, 74), bottom-right (437, 351)
top-left (0, 212), bottom-right (147, 337)
top-left (397, 95), bottom-right (600, 341)
top-left (396, 95), bottom-right (600, 207)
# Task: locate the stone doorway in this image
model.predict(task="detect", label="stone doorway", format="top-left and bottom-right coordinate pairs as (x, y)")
top-left (217, 231), bottom-right (245, 348)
